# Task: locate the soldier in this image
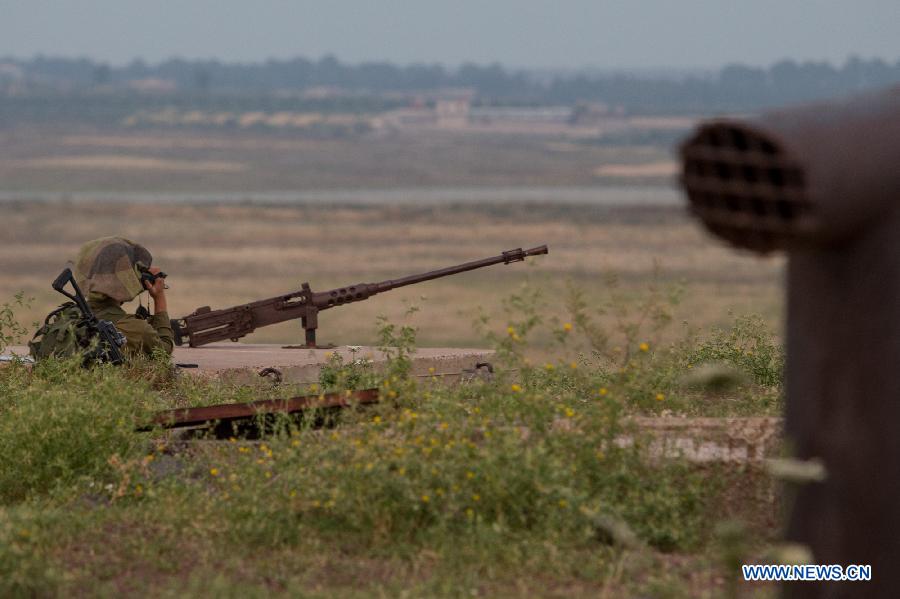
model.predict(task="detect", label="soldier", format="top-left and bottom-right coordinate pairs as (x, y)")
top-left (69, 236), bottom-right (174, 357)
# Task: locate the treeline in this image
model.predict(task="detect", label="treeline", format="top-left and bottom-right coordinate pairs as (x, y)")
top-left (3, 54), bottom-right (900, 113)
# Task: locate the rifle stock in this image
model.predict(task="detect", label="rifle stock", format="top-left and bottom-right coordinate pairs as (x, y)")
top-left (172, 245), bottom-right (548, 348)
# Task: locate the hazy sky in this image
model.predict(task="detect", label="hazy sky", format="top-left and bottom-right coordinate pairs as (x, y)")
top-left (3, 1), bottom-right (899, 69)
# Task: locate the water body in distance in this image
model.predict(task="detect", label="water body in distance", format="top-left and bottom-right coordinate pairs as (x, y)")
top-left (0, 185), bottom-right (681, 207)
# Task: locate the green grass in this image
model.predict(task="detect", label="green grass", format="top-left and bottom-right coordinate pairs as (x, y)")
top-left (0, 281), bottom-right (782, 597)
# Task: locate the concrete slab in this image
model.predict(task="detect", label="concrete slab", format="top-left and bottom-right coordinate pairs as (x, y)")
top-left (2, 343), bottom-right (495, 386)
top-left (620, 416), bottom-right (782, 463)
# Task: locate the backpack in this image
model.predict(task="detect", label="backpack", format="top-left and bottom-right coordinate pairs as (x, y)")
top-left (29, 302), bottom-right (101, 362)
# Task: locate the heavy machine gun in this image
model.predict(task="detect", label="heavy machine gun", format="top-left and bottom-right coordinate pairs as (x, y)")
top-left (171, 245), bottom-right (548, 348)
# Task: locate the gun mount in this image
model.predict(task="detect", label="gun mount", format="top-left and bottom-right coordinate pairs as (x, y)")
top-left (172, 245), bottom-right (548, 348)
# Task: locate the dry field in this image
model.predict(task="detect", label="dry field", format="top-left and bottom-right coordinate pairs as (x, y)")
top-left (0, 128), bottom-right (673, 192)
top-left (0, 199), bottom-right (783, 353)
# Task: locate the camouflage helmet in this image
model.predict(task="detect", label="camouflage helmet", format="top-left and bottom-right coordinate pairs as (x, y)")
top-left (72, 237), bottom-right (152, 303)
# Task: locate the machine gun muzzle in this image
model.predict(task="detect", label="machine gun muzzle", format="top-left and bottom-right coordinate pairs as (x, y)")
top-left (506, 245), bottom-right (549, 262)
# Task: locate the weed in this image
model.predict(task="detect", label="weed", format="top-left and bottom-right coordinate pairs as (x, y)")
top-left (0, 292), bottom-right (31, 353)
top-left (0, 274), bottom-right (783, 596)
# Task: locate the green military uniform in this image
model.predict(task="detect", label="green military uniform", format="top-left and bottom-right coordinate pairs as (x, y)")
top-left (89, 297), bottom-right (174, 356)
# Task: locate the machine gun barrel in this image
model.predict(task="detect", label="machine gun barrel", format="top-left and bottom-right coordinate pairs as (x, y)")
top-left (173, 245), bottom-right (548, 348)
top-left (371, 245), bottom-right (548, 294)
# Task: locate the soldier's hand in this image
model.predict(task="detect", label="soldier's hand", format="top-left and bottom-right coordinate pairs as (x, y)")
top-left (143, 266), bottom-right (167, 299)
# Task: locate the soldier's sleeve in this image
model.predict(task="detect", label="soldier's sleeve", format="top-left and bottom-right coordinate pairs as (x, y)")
top-left (115, 313), bottom-right (175, 356)
top-left (148, 311), bottom-right (175, 355)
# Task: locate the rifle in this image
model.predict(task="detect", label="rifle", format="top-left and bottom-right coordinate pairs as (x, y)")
top-left (172, 245), bottom-right (548, 348)
top-left (51, 268), bottom-right (127, 365)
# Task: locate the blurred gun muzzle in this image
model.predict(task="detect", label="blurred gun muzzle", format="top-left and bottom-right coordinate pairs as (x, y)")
top-left (679, 87), bottom-right (900, 252)
top-left (679, 86), bottom-right (900, 594)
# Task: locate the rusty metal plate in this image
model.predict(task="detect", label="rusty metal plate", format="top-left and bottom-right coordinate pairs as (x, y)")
top-left (139, 388), bottom-right (379, 431)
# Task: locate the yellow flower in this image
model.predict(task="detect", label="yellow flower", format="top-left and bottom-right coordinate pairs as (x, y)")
top-left (308, 383), bottom-right (318, 392)
top-left (466, 471), bottom-right (475, 479)
top-left (563, 322), bottom-right (572, 332)
top-left (387, 390), bottom-right (398, 399)
top-left (656, 393), bottom-right (665, 402)
top-left (598, 387), bottom-right (608, 396)
top-left (209, 468), bottom-right (219, 477)
top-left (238, 447), bottom-right (250, 454)
top-left (564, 407), bottom-right (575, 418)
top-left (466, 508), bottom-right (474, 519)
top-left (595, 450), bottom-right (605, 460)
top-left (544, 363), bottom-right (555, 371)
top-left (289, 490), bottom-right (297, 498)
top-left (438, 422), bottom-right (449, 431)
top-left (639, 342), bottom-right (650, 352)
top-left (428, 367), bottom-right (435, 374)
top-left (472, 493), bottom-right (481, 502)
top-left (511, 384), bottom-right (523, 393)
top-left (372, 415), bottom-right (382, 424)
top-left (265, 471), bottom-right (272, 478)
top-left (569, 362), bottom-right (578, 370)
top-left (558, 499), bottom-right (568, 508)
top-left (228, 437), bottom-right (236, 443)
top-left (421, 494), bottom-right (430, 503)
top-left (291, 439), bottom-right (300, 447)
top-left (507, 326), bottom-right (516, 336)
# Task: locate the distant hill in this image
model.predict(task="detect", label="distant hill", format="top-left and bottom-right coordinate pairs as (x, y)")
top-left (2, 54), bottom-right (899, 115)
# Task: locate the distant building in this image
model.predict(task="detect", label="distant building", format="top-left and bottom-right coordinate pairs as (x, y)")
top-left (128, 78), bottom-right (177, 93)
top-left (435, 98), bottom-right (470, 128)
top-left (469, 106), bottom-right (572, 124)
top-left (0, 63), bottom-right (23, 81)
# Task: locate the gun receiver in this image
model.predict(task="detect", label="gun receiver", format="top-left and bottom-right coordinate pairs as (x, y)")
top-left (172, 245), bottom-right (548, 348)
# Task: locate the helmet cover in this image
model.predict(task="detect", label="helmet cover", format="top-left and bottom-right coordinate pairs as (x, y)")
top-left (72, 237), bottom-right (152, 303)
